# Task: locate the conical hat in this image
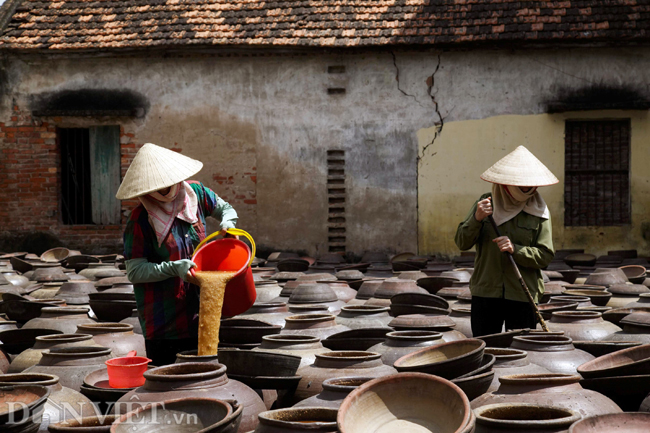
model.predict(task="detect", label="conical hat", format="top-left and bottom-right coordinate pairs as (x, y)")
top-left (115, 143), bottom-right (203, 199)
top-left (480, 146), bottom-right (559, 187)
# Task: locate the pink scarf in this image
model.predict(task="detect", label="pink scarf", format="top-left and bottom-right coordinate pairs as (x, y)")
top-left (139, 181), bottom-right (199, 247)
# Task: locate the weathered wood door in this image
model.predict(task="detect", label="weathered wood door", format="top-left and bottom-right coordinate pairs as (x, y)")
top-left (89, 125), bottom-right (121, 224)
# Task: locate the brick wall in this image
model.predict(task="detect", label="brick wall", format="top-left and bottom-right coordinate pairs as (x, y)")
top-left (0, 105), bottom-right (142, 254)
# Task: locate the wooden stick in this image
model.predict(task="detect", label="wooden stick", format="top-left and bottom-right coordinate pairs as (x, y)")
top-left (487, 215), bottom-right (550, 332)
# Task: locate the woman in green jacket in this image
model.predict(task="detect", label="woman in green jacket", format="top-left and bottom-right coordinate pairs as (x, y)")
top-left (455, 146), bottom-right (558, 337)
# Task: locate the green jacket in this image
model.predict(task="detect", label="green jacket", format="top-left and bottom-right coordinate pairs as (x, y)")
top-left (454, 193), bottom-right (555, 303)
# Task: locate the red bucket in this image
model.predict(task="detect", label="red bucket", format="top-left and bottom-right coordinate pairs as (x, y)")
top-left (105, 351), bottom-right (151, 388)
top-left (191, 229), bottom-right (257, 317)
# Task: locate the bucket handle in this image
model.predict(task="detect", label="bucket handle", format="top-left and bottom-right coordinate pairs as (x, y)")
top-left (192, 228), bottom-right (256, 267)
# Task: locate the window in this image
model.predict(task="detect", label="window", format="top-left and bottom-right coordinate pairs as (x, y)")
top-left (60, 126), bottom-right (121, 225)
top-left (564, 120), bottom-right (631, 226)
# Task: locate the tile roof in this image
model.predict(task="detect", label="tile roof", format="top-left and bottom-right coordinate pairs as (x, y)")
top-left (0, 1), bottom-right (649, 51)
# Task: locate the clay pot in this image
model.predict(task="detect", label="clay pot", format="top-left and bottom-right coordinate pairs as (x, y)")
top-left (441, 270), bottom-right (471, 284)
top-left (578, 344), bottom-right (650, 379)
top-left (9, 333), bottom-right (95, 373)
top-left (607, 285), bottom-right (649, 309)
top-left (603, 312), bottom-right (650, 343)
top-left (355, 280), bottom-right (383, 300)
top-left (254, 334), bottom-right (330, 369)
top-left (239, 303), bottom-right (291, 327)
top-left (373, 279), bottom-right (428, 299)
top-left (94, 277), bottom-right (129, 290)
top-left (115, 362), bottom-right (266, 433)
top-left (337, 373), bottom-right (473, 433)
top-left (472, 373), bottom-right (622, 418)
top-left (0, 373), bottom-right (96, 431)
top-left (569, 413), bottom-right (650, 433)
top-left (295, 351), bottom-right (397, 401)
top-left (510, 335), bottom-right (595, 375)
top-left (580, 374), bottom-right (650, 412)
top-left (625, 293), bottom-right (650, 308)
top-left (389, 314), bottom-right (467, 342)
top-left (175, 350), bottom-right (219, 364)
top-left (473, 403), bottom-right (581, 433)
top-left (78, 264), bottom-right (119, 281)
top-left (287, 284), bottom-right (346, 313)
top-left (394, 339), bottom-right (486, 379)
top-left (396, 271), bottom-right (428, 280)
top-left (585, 269), bottom-right (628, 287)
top-left (2, 271), bottom-right (29, 288)
top-left (293, 377), bottom-right (374, 409)
top-left (450, 307), bottom-right (473, 337)
top-left (336, 270), bottom-right (364, 281)
top-left (220, 318), bottom-right (282, 347)
top-left (416, 276), bottom-right (458, 294)
top-left (486, 348), bottom-right (551, 392)
top-left (32, 267), bottom-right (69, 282)
top-left (335, 306), bottom-right (392, 329)
top-left (619, 265), bottom-right (647, 283)
top-left (0, 384), bottom-right (50, 432)
top-left (562, 290), bottom-right (612, 307)
top-left (281, 314), bottom-right (350, 340)
top-left (119, 309), bottom-right (142, 335)
top-left (48, 415), bottom-right (118, 433)
top-left (76, 323), bottom-right (145, 357)
top-left (254, 407), bottom-right (338, 433)
top-left (318, 281), bottom-right (357, 303)
top-left (287, 304), bottom-right (329, 315)
top-left (321, 328), bottom-right (392, 351)
top-left (270, 272), bottom-right (304, 283)
top-left (368, 330), bottom-right (443, 366)
top-left (546, 311), bottom-right (621, 341)
top-left (25, 346), bottom-right (113, 391)
top-left (549, 296), bottom-right (594, 308)
top-left (112, 398), bottom-right (242, 433)
top-left (23, 307), bottom-right (94, 334)
top-left (254, 281), bottom-right (283, 303)
top-left (539, 302), bottom-right (579, 320)
top-left (55, 281), bottom-right (97, 305)
top-left (390, 292), bottom-right (450, 309)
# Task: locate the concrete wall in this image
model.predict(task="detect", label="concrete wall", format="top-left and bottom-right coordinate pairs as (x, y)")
top-left (1, 46), bottom-right (649, 256)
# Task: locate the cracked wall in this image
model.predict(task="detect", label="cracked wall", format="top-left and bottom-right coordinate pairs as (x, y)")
top-left (418, 47), bottom-right (650, 258)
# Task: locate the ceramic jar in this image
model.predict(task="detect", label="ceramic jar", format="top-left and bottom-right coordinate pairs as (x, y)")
top-left (253, 407), bottom-right (338, 433)
top-left (295, 351), bottom-right (397, 401)
top-left (293, 377), bottom-right (374, 409)
top-left (472, 373), bottom-right (622, 418)
top-left (368, 331), bottom-right (444, 366)
top-left (0, 373), bottom-right (96, 432)
top-left (388, 314), bottom-right (467, 342)
top-left (78, 264), bottom-right (119, 281)
top-left (450, 307), bottom-right (473, 337)
top-left (9, 334), bottom-right (96, 373)
top-left (76, 323), bottom-right (146, 357)
top-left (373, 279), bottom-right (428, 299)
top-left (25, 346), bottom-right (113, 391)
top-left (547, 311), bottom-right (622, 341)
top-left (115, 362), bottom-right (266, 433)
top-left (355, 280), bottom-right (383, 300)
top-left (287, 284), bottom-right (347, 314)
top-left (253, 334), bottom-right (331, 369)
top-left (23, 307), bottom-right (95, 334)
top-left (281, 314), bottom-right (350, 340)
top-left (335, 306), bottom-right (392, 329)
top-left (602, 312), bottom-right (650, 344)
top-left (607, 284), bottom-right (649, 308)
top-left (320, 281), bottom-right (357, 303)
top-left (510, 335), bottom-right (595, 375)
top-left (625, 293), bottom-right (650, 308)
top-left (254, 281), bottom-right (284, 303)
top-left (239, 303), bottom-right (292, 327)
top-left (486, 348), bottom-right (550, 392)
top-left (473, 403), bottom-right (581, 433)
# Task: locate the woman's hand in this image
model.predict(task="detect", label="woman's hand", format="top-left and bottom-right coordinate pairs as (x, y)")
top-left (493, 236), bottom-right (515, 254)
top-left (474, 198), bottom-right (493, 221)
top-left (185, 270), bottom-right (200, 286)
top-left (221, 228), bottom-right (239, 239)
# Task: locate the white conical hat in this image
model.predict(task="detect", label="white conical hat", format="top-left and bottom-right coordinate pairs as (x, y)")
top-left (480, 146), bottom-right (559, 187)
top-left (115, 143), bottom-right (203, 199)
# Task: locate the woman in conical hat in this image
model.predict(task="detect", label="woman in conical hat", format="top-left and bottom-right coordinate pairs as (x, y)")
top-left (116, 143), bottom-right (238, 366)
top-left (454, 146), bottom-right (558, 337)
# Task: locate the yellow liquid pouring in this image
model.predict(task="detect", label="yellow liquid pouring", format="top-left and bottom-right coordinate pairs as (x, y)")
top-left (195, 270), bottom-right (237, 356)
